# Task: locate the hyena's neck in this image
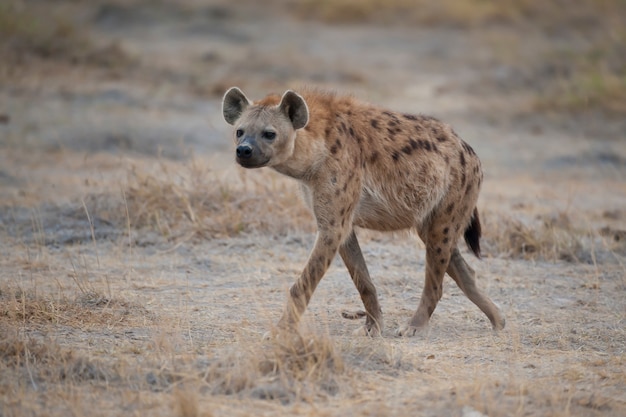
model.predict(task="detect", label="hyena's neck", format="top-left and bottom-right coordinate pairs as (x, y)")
top-left (272, 128), bottom-right (328, 181)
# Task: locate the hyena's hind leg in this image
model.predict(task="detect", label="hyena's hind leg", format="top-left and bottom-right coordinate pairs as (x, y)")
top-left (396, 224), bottom-right (454, 337)
top-left (339, 230), bottom-right (384, 336)
top-left (446, 248), bottom-right (505, 330)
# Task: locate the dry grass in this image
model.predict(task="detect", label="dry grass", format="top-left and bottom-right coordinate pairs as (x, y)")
top-left (534, 54), bottom-right (626, 117)
top-left (482, 211), bottom-right (590, 263)
top-left (118, 159), bottom-right (314, 240)
top-left (203, 330), bottom-right (344, 402)
top-left (0, 284), bottom-right (154, 329)
top-left (0, 1), bottom-right (133, 70)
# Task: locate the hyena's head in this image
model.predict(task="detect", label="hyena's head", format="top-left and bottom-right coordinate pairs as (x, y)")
top-left (222, 87), bottom-right (309, 169)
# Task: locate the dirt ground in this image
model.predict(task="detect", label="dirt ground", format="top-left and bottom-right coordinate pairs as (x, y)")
top-left (1, 1), bottom-right (625, 416)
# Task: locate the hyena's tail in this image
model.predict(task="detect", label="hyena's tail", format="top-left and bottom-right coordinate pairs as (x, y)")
top-left (464, 207), bottom-right (482, 259)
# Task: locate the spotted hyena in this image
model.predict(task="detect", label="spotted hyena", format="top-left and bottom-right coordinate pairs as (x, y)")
top-left (222, 87), bottom-right (505, 337)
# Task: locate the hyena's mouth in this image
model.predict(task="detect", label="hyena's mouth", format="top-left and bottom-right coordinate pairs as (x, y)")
top-left (236, 157), bottom-right (270, 169)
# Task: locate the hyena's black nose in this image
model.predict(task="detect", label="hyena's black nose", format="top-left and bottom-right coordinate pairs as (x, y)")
top-left (236, 144), bottom-right (253, 159)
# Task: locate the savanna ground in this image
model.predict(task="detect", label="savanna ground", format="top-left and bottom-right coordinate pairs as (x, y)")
top-left (1, 1), bottom-right (626, 416)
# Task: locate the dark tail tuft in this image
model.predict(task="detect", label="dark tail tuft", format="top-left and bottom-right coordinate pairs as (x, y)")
top-left (464, 207), bottom-right (482, 258)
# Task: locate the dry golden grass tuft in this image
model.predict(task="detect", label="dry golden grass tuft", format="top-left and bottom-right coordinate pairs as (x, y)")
top-left (0, 284), bottom-right (155, 329)
top-left (479, 211), bottom-right (614, 263)
top-left (120, 160), bottom-right (314, 240)
top-left (203, 330), bottom-right (344, 402)
top-left (482, 211), bottom-right (583, 262)
top-left (0, 324), bottom-right (116, 387)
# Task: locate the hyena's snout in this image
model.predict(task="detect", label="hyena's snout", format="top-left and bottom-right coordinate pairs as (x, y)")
top-left (235, 137), bottom-right (269, 168)
top-left (236, 143), bottom-right (253, 159)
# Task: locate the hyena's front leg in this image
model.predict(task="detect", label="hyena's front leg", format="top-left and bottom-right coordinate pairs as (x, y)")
top-left (277, 176), bottom-right (359, 331)
top-left (277, 227), bottom-right (344, 330)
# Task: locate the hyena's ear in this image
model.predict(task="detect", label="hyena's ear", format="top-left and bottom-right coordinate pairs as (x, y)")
top-left (278, 90), bottom-right (309, 130)
top-left (222, 87), bottom-right (252, 125)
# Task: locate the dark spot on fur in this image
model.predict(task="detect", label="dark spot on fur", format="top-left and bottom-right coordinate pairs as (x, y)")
top-left (436, 247), bottom-right (442, 254)
top-left (335, 189), bottom-right (340, 196)
top-left (392, 151), bottom-right (400, 161)
top-left (403, 114), bottom-right (418, 120)
top-left (340, 122), bottom-right (347, 133)
top-left (330, 145), bottom-right (338, 154)
top-left (329, 219), bottom-right (335, 226)
top-left (349, 127), bottom-right (355, 137)
top-left (443, 237), bottom-right (449, 244)
top-left (324, 237), bottom-right (334, 247)
top-left (387, 128), bottom-right (396, 137)
top-left (335, 139), bottom-right (342, 149)
top-left (388, 119), bottom-right (398, 127)
top-left (444, 155), bottom-right (450, 164)
top-left (460, 152), bottom-right (466, 167)
top-left (371, 119), bottom-right (379, 129)
top-left (443, 227), bottom-right (449, 235)
top-left (462, 141), bottom-right (475, 155)
top-left (370, 152), bottom-right (379, 163)
top-left (340, 208), bottom-right (345, 216)
top-left (325, 127), bottom-right (332, 137)
top-left (409, 139), bottom-right (419, 149)
top-left (440, 258), bottom-right (446, 265)
top-left (342, 183), bottom-right (348, 192)
top-left (341, 218), bottom-right (346, 227)
top-left (402, 145), bottom-right (413, 155)
top-left (436, 134), bottom-right (447, 142)
top-left (445, 203), bottom-right (455, 215)
top-left (383, 111), bottom-right (394, 117)
top-left (461, 171), bottom-right (466, 187)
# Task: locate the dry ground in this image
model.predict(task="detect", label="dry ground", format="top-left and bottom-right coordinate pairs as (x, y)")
top-left (1, 1), bottom-right (625, 416)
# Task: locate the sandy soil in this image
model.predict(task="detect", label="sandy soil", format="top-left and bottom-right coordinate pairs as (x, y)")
top-left (1, 2), bottom-right (625, 416)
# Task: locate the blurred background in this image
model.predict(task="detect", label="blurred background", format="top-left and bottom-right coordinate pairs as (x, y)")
top-left (1, 0), bottom-right (625, 158)
top-left (0, 0), bottom-right (625, 244)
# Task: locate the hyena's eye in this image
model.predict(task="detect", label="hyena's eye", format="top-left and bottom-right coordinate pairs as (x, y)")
top-left (262, 131), bottom-right (276, 140)
top-left (236, 129), bottom-right (244, 138)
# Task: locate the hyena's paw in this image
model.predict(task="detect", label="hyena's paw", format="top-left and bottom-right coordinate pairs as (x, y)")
top-left (395, 323), bottom-right (427, 338)
top-left (341, 310), bottom-right (367, 320)
top-left (342, 310), bottom-right (383, 337)
top-left (352, 323), bottom-right (382, 338)
top-left (492, 316), bottom-right (506, 331)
